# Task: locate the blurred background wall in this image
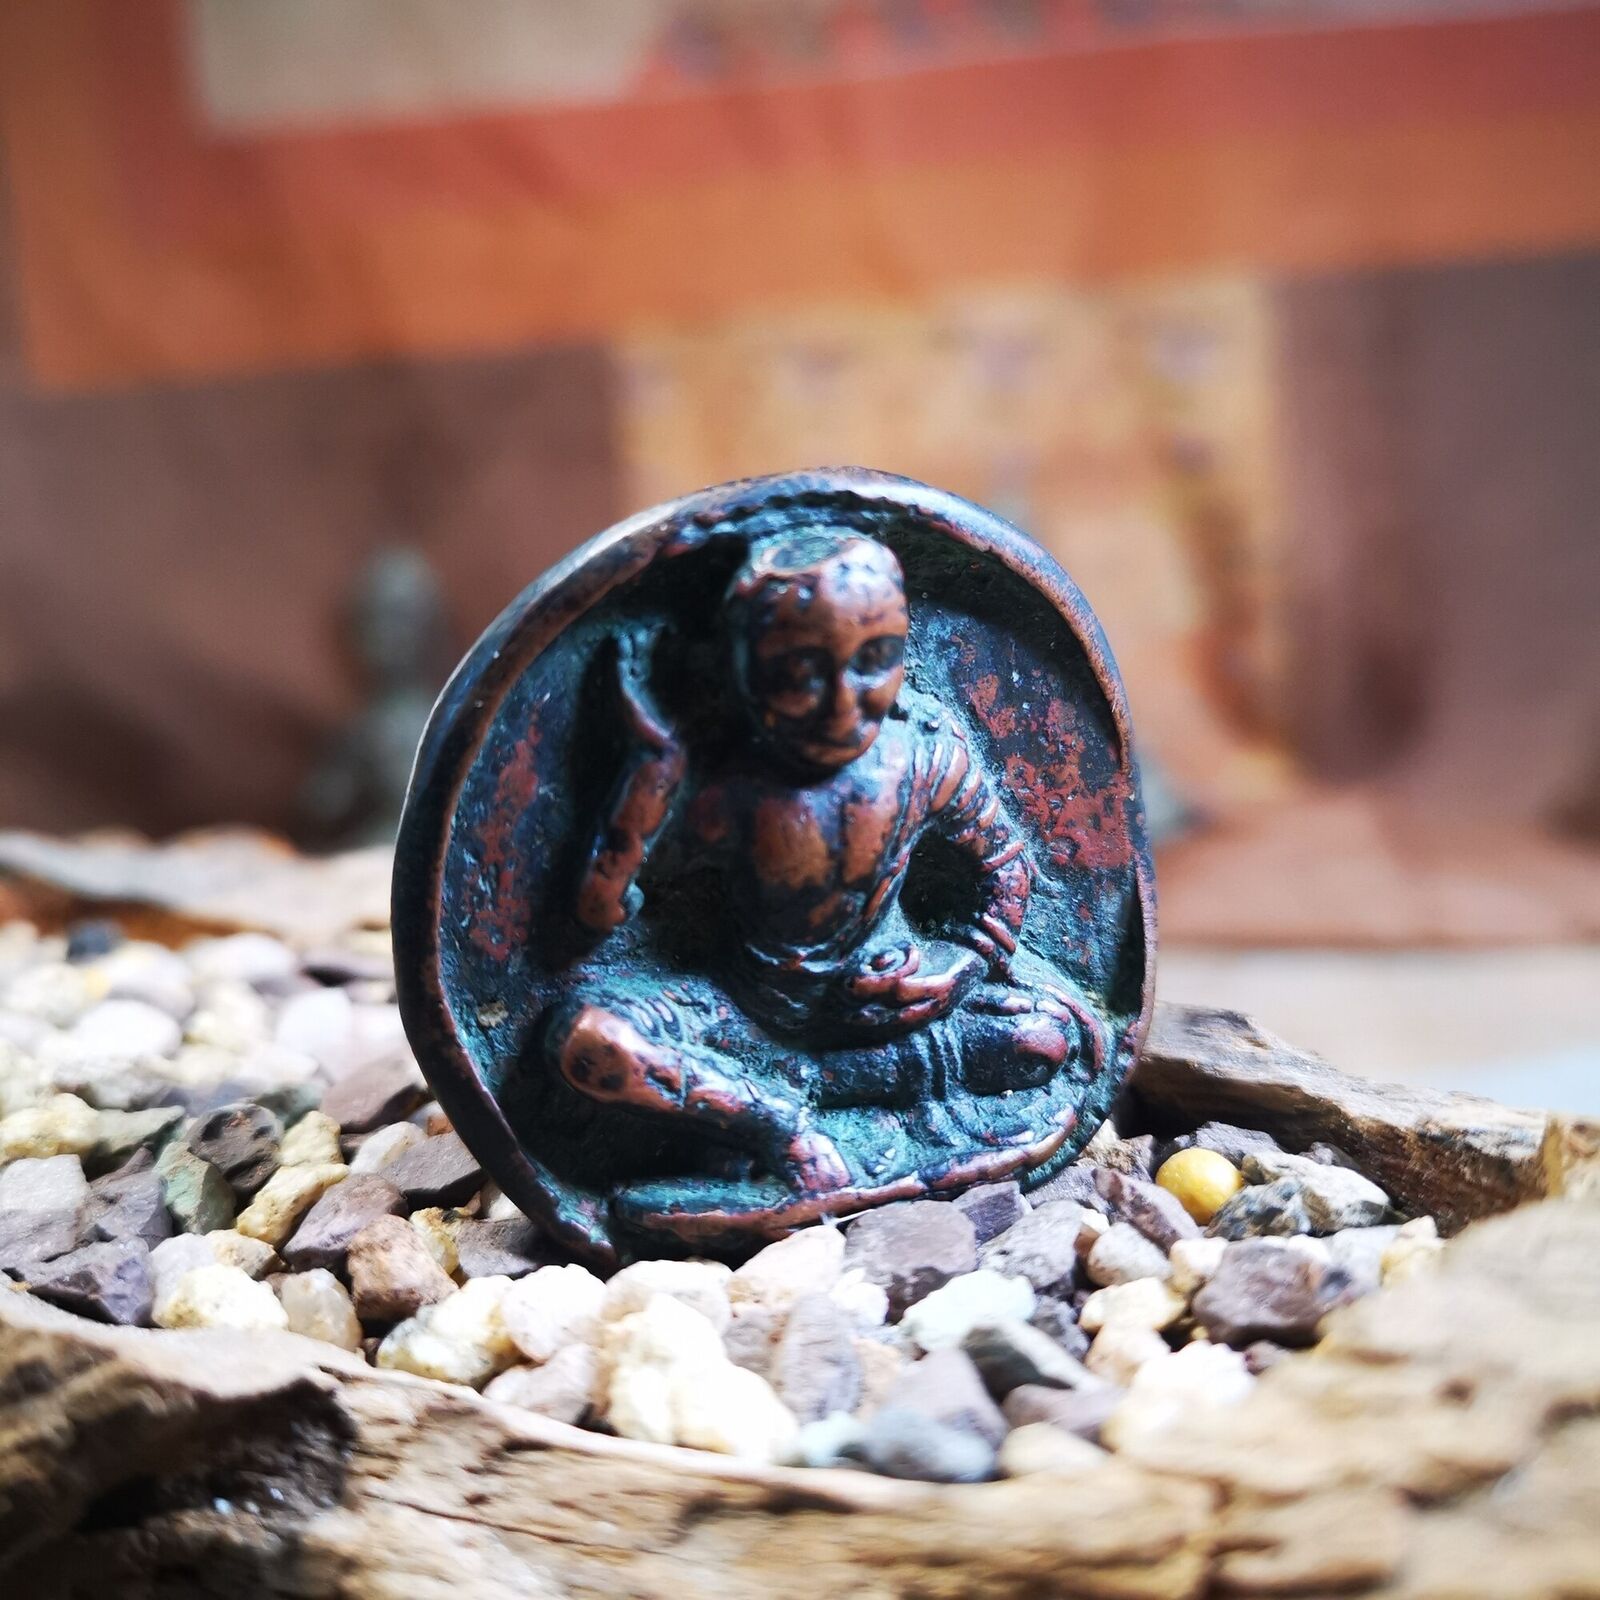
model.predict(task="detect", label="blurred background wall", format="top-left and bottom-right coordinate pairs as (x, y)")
top-left (1, 1), bottom-right (1597, 1100)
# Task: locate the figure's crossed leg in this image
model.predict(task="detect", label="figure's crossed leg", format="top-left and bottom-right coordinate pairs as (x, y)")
top-left (545, 993), bottom-right (851, 1194)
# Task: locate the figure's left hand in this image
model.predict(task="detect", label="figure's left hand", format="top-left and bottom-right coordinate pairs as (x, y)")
top-left (844, 941), bottom-right (982, 1028)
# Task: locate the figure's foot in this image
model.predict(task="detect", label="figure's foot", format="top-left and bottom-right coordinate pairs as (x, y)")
top-left (783, 1127), bottom-right (852, 1193)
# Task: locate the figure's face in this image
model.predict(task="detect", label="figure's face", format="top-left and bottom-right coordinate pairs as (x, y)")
top-left (741, 541), bottom-right (909, 772)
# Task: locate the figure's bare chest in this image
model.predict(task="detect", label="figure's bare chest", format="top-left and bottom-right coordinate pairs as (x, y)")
top-left (721, 741), bottom-right (915, 902)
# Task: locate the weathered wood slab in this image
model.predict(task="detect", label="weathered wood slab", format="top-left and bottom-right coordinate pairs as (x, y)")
top-left (3, 1003), bottom-right (1598, 1599)
top-left (1129, 1004), bottom-right (1594, 1231)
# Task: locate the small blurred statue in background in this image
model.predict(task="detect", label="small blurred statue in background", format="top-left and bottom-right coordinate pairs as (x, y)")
top-left (301, 548), bottom-right (448, 851)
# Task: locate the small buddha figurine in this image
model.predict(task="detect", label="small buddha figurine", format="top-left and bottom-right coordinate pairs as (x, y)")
top-left (546, 527), bottom-right (1103, 1227)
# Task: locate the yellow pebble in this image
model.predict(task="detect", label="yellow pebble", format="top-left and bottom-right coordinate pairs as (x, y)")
top-left (1155, 1148), bottom-right (1244, 1225)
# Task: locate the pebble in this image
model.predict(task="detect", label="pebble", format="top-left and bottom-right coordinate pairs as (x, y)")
top-left (1084, 1324), bottom-right (1171, 1387)
top-left (1094, 1168), bottom-right (1201, 1252)
top-left (723, 1304), bottom-right (783, 1376)
top-left (1192, 1238), bottom-right (1354, 1346)
top-left (185, 980), bottom-right (272, 1053)
top-left (67, 999), bottom-right (183, 1060)
top-left (785, 1410), bottom-right (866, 1469)
top-left (0, 1152), bottom-right (89, 1212)
top-left (282, 1174), bottom-right (404, 1271)
top-left (1168, 1235), bottom-right (1228, 1294)
top-left (1030, 1295), bottom-right (1091, 1361)
top-left (187, 934), bottom-right (298, 989)
top-left (89, 1105), bottom-right (185, 1172)
top-left (852, 1335), bottom-right (906, 1416)
top-left (94, 942), bottom-right (195, 1019)
top-left (318, 1056), bottom-right (428, 1135)
top-left (1322, 1224), bottom-right (1403, 1296)
top-left (1002, 1382), bottom-right (1125, 1440)
top-left (900, 1268), bottom-right (1036, 1352)
top-left (0, 1092), bottom-right (99, 1161)
top-left (978, 1201), bottom-right (1094, 1296)
top-left (348, 1120), bottom-right (425, 1176)
top-left (1173, 1121), bottom-right (1286, 1167)
top-left (483, 1342), bottom-right (599, 1424)
top-left (235, 1162), bottom-right (346, 1246)
top-left (27, 1239), bottom-right (154, 1325)
top-left (453, 1217), bottom-right (548, 1280)
top-left (771, 1293), bottom-right (862, 1422)
top-left (858, 1407), bottom-right (995, 1483)
top-left (1027, 1163), bottom-right (1111, 1213)
top-left (377, 1279), bottom-right (516, 1388)
top-left (882, 1347), bottom-right (1008, 1445)
top-left (279, 1267), bottom-right (363, 1350)
top-left (828, 1267), bottom-right (889, 1330)
top-left (728, 1223), bottom-right (845, 1310)
top-left (673, 1362), bottom-right (799, 1461)
top-left (1079, 1121), bottom-right (1156, 1179)
top-left (1154, 1148), bottom-right (1245, 1225)
top-left (348, 1214), bottom-right (458, 1322)
top-left (408, 1207), bottom-right (460, 1275)
top-left (156, 1263), bottom-right (289, 1331)
top-left (1240, 1151), bottom-right (1392, 1233)
top-left (962, 1318), bottom-right (1099, 1397)
top-left (274, 987), bottom-right (359, 1072)
top-left (382, 1131), bottom-right (483, 1209)
top-left (155, 1141), bottom-right (237, 1234)
top-left (953, 1181), bottom-right (1030, 1245)
top-left (3, 964), bottom-right (98, 1027)
top-left (1206, 1177), bottom-right (1314, 1240)
top-left (998, 1421), bottom-right (1111, 1477)
top-left (149, 1233), bottom-right (219, 1315)
top-left (1080, 1277), bottom-right (1187, 1334)
top-left (1381, 1217), bottom-right (1444, 1284)
top-left (601, 1258), bottom-right (733, 1333)
top-left (278, 1110), bottom-right (344, 1168)
top-left (185, 1101), bottom-right (282, 1198)
top-left (1101, 1340), bottom-right (1255, 1450)
top-left (205, 1228), bottom-right (279, 1278)
top-left (500, 1262), bottom-right (605, 1363)
top-left (597, 1295), bottom-right (726, 1445)
top-left (843, 1200), bottom-right (978, 1319)
top-left (1086, 1222), bottom-right (1172, 1286)
top-left (65, 920), bottom-right (122, 962)
top-left (84, 1166), bottom-right (171, 1248)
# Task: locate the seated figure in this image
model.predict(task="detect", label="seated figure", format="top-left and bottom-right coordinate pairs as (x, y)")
top-left (543, 527), bottom-right (1105, 1234)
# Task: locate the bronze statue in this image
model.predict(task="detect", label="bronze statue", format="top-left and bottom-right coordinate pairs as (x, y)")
top-left (395, 472), bottom-right (1155, 1264)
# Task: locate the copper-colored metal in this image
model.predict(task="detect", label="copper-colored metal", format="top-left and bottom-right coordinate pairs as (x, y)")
top-left (393, 470), bottom-right (1155, 1264)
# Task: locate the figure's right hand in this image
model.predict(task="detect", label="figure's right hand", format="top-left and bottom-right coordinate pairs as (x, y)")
top-left (614, 631), bottom-right (673, 750)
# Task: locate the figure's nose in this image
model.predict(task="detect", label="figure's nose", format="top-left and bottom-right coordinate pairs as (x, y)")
top-left (826, 672), bottom-right (860, 733)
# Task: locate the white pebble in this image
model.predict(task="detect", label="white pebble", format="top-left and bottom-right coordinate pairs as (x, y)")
top-left (3, 964), bottom-right (98, 1027)
top-left (205, 1229), bottom-right (280, 1279)
top-left (186, 933), bottom-right (298, 988)
top-left (279, 1110), bottom-right (343, 1168)
top-left (828, 1267), bottom-right (890, 1331)
top-left (601, 1258), bottom-right (733, 1332)
top-left (151, 1233), bottom-right (219, 1315)
top-left (349, 1121), bottom-right (425, 1175)
top-left (729, 1225), bottom-right (845, 1310)
top-left (900, 1269), bottom-right (1036, 1352)
top-left (501, 1263), bottom-right (606, 1364)
top-left (671, 1361), bottom-right (798, 1461)
top-left (1080, 1277), bottom-right (1187, 1334)
top-left (1168, 1236), bottom-right (1227, 1295)
top-left (279, 1268), bottom-right (363, 1350)
top-left (94, 942), bottom-right (196, 1018)
top-left (0, 1093), bottom-right (99, 1161)
top-left (67, 999), bottom-right (182, 1060)
top-left (235, 1162), bottom-right (346, 1246)
top-left (0, 1152), bottom-right (89, 1211)
top-left (1085, 1323), bottom-right (1171, 1388)
top-left (156, 1264), bottom-right (289, 1332)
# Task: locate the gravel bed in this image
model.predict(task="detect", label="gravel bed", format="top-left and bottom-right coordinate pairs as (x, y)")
top-left (0, 918), bottom-right (1443, 1481)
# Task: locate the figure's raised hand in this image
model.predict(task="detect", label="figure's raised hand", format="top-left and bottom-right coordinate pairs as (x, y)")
top-left (613, 629), bottom-right (674, 750)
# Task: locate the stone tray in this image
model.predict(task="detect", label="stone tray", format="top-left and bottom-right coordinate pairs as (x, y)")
top-left (3, 1003), bottom-right (1598, 1599)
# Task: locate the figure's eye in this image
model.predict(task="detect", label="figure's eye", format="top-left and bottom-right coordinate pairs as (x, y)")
top-left (758, 648), bottom-right (830, 710)
top-left (851, 636), bottom-right (904, 678)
